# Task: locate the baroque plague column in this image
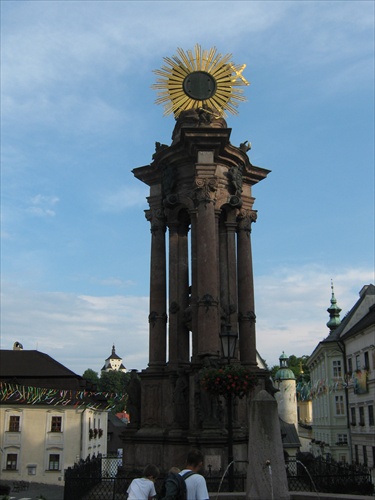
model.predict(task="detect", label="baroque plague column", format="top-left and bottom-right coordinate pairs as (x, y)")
top-left (122, 46), bottom-right (270, 471)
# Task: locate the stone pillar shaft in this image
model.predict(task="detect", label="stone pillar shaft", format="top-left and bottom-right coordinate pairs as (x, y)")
top-left (237, 211), bottom-right (256, 365)
top-left (193, 172), bottom-right (220, 357)
top-left (147, 209), bottom-right (167, 367)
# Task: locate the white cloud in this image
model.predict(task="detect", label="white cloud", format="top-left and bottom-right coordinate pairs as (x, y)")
top-left (255, 264), bottom-right (375, 367)
top-left (26, 194), bottom-right (59, 217)
top-left (97, 185), bottom-right (149, 212)
top-left (0, 283), bottom-right (150, 374)
top-left (1, 264), bottom-right (373, 375)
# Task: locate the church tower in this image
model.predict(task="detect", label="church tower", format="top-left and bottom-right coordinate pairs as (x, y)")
top-left (101, 345), bottom-right (127, 373)
top-left (122, 46), bottom-right (270, 472)
top-left (274, 352), bottom-right (298, 429)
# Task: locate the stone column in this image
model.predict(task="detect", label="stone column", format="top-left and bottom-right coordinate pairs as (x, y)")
top-left (237, 209), bottom-right (257, 366)
top-left (225, 218), bottom-right (238, 333)
top-left (177, 220), bottom-right (190, 365)
top-left (168, 221), bottom-right (179, 366)
top-left (193, 162), bottom-right (220, 358)
top-left (146, 207), bottom-right (167, 368)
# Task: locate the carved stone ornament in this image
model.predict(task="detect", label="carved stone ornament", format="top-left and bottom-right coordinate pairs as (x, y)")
top-left (198, 294), bottom-right (218, 311)
top-left (238, 310), bottom-right (256, 323)
top-left (228, 195), bottom-right (242, 208)
top-left (152, 141), bottom-right (168, 159)
top-left (148, 311), bottom-right (168, 327)
top-left (228, 164), bottom-right (244, 195)
top-left (147, 208), bottom-right (166, 234)
top-left (193, 177), bottom-right (218, 207)
top-left (237, 209), bottom-right (257, 233)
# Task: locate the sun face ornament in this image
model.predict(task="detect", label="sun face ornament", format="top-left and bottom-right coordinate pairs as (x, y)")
top-left (152, 45), bottom-right (249, 118)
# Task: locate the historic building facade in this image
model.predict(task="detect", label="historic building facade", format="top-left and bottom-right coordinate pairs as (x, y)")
top-left (0, 348), bottom-right (108, 485)
top-left (101, 344), bottom-right (127, 373)
top-left (307, 284), bottom-right (375, 466)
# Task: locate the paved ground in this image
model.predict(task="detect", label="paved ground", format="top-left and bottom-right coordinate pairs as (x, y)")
top-left (0, 481), bottom-right (64, 500)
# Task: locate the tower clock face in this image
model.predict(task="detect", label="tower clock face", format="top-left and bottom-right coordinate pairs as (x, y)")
top-left (152, 44), bottom-right (249, 118)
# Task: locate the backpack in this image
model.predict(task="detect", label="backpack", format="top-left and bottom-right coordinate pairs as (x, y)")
top-left (159, 471), bottom-right (195, 500)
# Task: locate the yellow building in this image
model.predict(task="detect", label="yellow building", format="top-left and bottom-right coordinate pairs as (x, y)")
top-left (0, 348), bottom-right (108, 485)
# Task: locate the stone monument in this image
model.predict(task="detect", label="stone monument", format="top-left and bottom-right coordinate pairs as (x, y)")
top-left (122, 45), bottom-right (271, 475)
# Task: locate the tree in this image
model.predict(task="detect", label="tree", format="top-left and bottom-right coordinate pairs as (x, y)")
top-left (98, 370), bottom-right (131, 413)
top-left (82, 368), bottom-right (99, 387)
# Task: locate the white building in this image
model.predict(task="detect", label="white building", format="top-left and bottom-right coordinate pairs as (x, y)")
top-left (340, 285), bottom-right (375, 467)
top-left (101, 345), bottom-right (127, 373)
top-left (307, 283), bottom-right (375, 466)
top-left (0, 348), bottom-right (108, 485)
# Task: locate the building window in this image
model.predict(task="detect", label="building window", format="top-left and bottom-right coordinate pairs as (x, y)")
top-left (347, 357), bottom-right (353, 373)
top-left (48, 454), bottom-right (60, 471)
top-left (51, 416), bottom-right (62, 432)
top-left (337, 433), bottom-right (347, 444)
top-left (9, 416), bottom-right (20, 432)
top-left (359, 406), bottom-right (365, 426)
top-left (351, 407), bottom-right (356, 425)
top-left (363, 446), bottom-right (368, 466)
top-left (6, 453), bottom-right (17, 470)
top-left (333, 360), bottom-right (342, 378)
top-left (355, 355), bottom-right (361, 370)
top-left (355, 445), bottom-right (359, 464)
top-left (335, 395), bottom-right (345, 416)
top-left (364, 351), bottom-right (369, 370)
top-left (369, 405), bottom-right (374, 426)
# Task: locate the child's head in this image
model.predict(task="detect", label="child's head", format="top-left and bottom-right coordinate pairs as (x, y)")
top-left (169, 466), bottom-right (181, 474)
top-left (143, 464), bottom-right (160, 480)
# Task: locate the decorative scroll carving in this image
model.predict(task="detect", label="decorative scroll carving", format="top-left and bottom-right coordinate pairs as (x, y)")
top-left (146, 208), bottom-right (166, 234)
top-left (148, 311), bottom-right (168, 327)
top-left (193, 177), bottom-right (218, 207)
top-left (238, 310), bottom-right (256, 323)
top-left (197, 294), bottom-right (218, 312)
top-left (237, 209), bottom-right (257, 234)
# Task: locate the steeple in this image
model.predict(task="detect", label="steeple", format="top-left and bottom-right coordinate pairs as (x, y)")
top-left (326, 280), bottom-right (342, 332)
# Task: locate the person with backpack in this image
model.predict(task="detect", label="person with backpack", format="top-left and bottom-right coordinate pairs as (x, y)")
top-left (160, 449), bottom-right (209, 500)
top-left (127, 463), bottom-right (160, 500)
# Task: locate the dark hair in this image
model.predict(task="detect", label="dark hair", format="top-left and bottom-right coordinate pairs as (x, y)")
top-left (186, 449), bottom-right (204, 467)
top-left (143, 464), bottom-right (160, 479)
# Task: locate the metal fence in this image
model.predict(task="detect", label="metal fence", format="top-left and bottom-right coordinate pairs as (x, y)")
top-left (286, 457), bottom-right (374, 495)
top-left (64, 455), bottom-right (373, 500)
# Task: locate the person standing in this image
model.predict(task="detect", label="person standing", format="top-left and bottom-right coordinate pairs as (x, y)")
top-left (179, 449), bottom-right (209, 500)
top-left (127, 464), bottom-right (159, 500)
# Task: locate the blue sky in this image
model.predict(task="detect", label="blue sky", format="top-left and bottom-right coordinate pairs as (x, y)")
top-left (1, 0), bottom-right (374, 375)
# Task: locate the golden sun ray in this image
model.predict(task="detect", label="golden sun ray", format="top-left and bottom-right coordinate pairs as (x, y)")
top-left (152, 44), bottom-right (249, 118)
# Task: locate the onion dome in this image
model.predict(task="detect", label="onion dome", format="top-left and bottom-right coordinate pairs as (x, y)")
top-left (326, 280), bottom-right (342, 332)
top-left (274, 351), bottom-right (296, 381)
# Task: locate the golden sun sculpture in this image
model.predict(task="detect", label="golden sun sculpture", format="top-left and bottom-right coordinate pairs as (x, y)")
top-left (152, 45), bottom-right (249, 118)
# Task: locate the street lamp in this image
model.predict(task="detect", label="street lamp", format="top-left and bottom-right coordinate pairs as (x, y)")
top-left (219, 327), bottom-right (238, 492)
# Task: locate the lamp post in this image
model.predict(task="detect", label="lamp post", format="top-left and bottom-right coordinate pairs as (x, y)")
top-left (219, 327), bottom-right (238, 492)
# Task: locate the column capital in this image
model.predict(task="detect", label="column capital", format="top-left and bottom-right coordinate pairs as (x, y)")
top-left (146, 208), bottom-right (167, 234)
top-left (192, 176), bottom-right (218, 207)
top-left (237, 209), bottom-right (257, 233)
